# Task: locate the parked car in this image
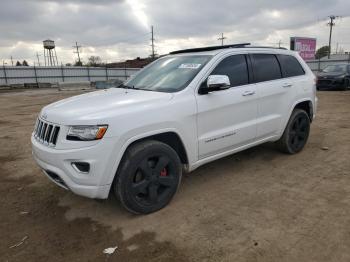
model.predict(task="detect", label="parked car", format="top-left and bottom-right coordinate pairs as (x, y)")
top-left (317, 64), bottom-right (350, 90)
top-left (32, 44), bottom-right (317, 214)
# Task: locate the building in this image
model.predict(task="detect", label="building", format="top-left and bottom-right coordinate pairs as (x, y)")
top-left (108, 57), bottom-right (156, 68)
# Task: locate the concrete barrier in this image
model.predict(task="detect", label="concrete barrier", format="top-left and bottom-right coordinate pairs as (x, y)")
top-left (58, 81), bottom-right (93, 91)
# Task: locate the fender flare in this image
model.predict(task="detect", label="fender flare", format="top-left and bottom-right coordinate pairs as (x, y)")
top-left (280, 98), bottom-right (313, 136)
top-left (105, 128), bottom-right (189, 187)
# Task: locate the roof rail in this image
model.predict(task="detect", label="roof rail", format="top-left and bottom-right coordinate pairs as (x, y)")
top-left (246, 46), bottom-right (288, 50)
top-left (169, 43), bottom-right (251, 54)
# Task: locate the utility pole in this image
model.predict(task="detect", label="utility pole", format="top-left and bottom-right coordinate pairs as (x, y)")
top-left (327, 15), bottom-right (338, 59)
top-left (10, 56), bottom-right (13, 66)
top-left (150, 26), bottom-right (155, 60)
top-left (218, 33), bottom-right (226, 46)
top-left (73, 42), bottom-right (82, 65)
top-left (36, 52), bottom-right (41, 66)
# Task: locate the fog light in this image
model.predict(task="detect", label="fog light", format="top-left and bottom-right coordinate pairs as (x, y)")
top-left (72, 162), bottom-right (90, 173)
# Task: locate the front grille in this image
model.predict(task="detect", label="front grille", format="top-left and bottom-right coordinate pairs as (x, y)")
top-left (33, 118), bottom-right (60, 146)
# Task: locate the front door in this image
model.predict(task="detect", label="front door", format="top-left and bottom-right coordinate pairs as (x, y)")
top-left (196, 54), bottom-right (258, 159)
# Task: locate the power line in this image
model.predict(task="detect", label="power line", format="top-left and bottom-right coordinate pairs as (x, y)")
top-left (327, 15), bottom-right (339, 58)
top-left (218, 33), bottom-right (226, 46)
top-left (73, 41), bottom-right (82, 64)
top-left (36, 52), bottom-right (41, 66)
top-left (150, 25), bottom-right (155, 59)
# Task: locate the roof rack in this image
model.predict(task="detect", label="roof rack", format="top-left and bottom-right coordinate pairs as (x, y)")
top-left (247, 46), bottom-right (288, 50)
top-left (169, 43), bottom-right (288, 54)
top-left (169, 43), bottom-right (251, 54)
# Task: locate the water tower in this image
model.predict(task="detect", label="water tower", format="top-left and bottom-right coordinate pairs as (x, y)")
top-left (43, 39), bottom-right (58, 66)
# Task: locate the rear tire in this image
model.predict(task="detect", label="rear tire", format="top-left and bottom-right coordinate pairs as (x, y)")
top-left (114, 140), bottom-right (182, 214)
top-left (276, 109), bottom-right (310, 154)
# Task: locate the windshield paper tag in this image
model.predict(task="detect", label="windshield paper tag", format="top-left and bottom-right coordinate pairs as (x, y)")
top-left (178, 63), bottom-right (201, 69)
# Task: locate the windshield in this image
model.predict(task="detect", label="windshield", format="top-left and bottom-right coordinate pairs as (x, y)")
top-left (124, 55), bottom-right (212, 93)
top-left (323, 64), bottom-right (348, 73)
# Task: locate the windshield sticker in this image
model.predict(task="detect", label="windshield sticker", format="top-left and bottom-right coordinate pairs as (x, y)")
top-left (178, 63), bottom-right (201, 69)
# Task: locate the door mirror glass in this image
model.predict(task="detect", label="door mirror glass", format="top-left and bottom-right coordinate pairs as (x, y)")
top-left (202, 75), bottom-right (230, 94)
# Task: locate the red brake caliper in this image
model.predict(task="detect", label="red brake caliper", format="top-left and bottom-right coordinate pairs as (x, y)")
top-left (160, 168), bottom-right (167, 177)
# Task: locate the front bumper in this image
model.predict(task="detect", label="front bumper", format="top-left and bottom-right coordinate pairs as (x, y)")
top-left (317, 78), bottom-right (345, 89)
top-left (31, 135), bottom-right (117, 199)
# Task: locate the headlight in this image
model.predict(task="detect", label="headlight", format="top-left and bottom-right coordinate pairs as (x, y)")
top-left (67, 125), bottom-right (108, 141)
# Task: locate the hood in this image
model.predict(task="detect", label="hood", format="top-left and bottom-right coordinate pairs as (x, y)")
top-left (40, 88), bottom-right (173, 125)
top-left (317, 71), bottom-right (346, 78)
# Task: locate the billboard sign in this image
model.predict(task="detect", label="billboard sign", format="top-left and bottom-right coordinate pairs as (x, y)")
top-left (290, 37), bottom-right (316, 60)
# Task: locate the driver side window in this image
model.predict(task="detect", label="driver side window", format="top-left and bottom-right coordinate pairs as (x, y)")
top-left (211, 55), bottom-right (249, 87)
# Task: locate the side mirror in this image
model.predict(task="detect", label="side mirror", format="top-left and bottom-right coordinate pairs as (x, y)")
top-left (199, 75), bottom-right (231, 94)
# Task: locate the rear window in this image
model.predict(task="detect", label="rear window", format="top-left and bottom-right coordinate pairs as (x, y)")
top-left (278, 54), bottom-right (305, 77)
top-left (252, 54), bottom-right (282, 82)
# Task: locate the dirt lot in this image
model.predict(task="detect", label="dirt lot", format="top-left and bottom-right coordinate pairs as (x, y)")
top-left (0, 89), bottom-right (349, 262)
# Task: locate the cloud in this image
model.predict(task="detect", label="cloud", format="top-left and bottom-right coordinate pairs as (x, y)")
top-left (0, 0), bottom-right (349, 65)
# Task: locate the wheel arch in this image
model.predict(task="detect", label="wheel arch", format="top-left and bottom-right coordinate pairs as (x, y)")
top-left (107, 129), bottom-right (190, 191)
top-left (278, 99), bottom-right (313, 139)
top-left (293, 100), bottom-right (313, 123)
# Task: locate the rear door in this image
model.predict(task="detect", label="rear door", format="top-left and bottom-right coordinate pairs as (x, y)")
top-left (250, 53), bottom-right (298, 139)
top-left (196, 54), bottom-right (258, 158)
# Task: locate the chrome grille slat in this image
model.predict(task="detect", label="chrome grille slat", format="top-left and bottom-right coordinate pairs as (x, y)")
top-left (48, 125), bottom-right (55, 144)
top-left (41, 123), bottom-right (47, 140)
top-left (33, 118), bottom-right (60, 147)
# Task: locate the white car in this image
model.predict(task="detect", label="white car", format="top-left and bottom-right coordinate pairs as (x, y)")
top-left (32, 44), bottom-right (317, 214)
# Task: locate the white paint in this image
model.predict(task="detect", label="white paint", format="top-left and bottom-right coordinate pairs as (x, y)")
top-left (32, 47), bottom-right (316, 200)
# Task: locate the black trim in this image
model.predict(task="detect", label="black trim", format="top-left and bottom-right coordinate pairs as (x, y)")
top-left (170, 44), bottom-right (288, 55)
top-left (170, 43), bottom-right (251, 54)
top-left (246, 54), bottom-right (254, 84)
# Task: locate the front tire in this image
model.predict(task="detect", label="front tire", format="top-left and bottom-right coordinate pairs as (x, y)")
top-left (114, 140), bottom-right (182, 214)
top-left (276, 109), bottom-right (310, 154)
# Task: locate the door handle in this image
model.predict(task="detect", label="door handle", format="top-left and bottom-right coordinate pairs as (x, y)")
top-left (282, 83), bottom-right (292, 88)
top-left (242, 90), bottom-right (255, 96)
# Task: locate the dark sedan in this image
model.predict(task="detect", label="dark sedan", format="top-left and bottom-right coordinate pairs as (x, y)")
top-left (317, 64), bottom-right (350, 91)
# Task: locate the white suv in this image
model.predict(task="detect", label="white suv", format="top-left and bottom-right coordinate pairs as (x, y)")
top-left (32, 44), bottom-right (317, 214)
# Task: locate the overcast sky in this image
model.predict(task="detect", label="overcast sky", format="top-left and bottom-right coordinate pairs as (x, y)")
top-left (0, 0), bottom-right (349, 65)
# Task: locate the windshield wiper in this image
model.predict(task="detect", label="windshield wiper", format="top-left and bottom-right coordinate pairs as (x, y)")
top-left (115, 83), bottom-right (137, 89)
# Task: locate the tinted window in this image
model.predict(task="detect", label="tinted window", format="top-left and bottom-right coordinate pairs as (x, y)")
top-left (252, 54), bottom-right (282, 82)
top-left (278, 55), bottom-right (305, 77)
top-left (211, 55), bottom-right (249, 87)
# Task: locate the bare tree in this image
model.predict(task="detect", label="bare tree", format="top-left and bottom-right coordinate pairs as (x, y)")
top-left (87, 56), bottom-right (102, 67)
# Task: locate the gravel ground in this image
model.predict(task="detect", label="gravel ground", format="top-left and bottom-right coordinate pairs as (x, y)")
top-left (0, 89), bottom-right (349, 262)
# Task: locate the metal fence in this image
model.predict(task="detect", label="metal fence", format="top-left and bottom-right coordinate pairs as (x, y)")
top-left (2, 59), bottom-right (350, 85)
top-left (306, 58), bottom-right (350, 72)
top-left (0, 66), bottom-right (140, 85)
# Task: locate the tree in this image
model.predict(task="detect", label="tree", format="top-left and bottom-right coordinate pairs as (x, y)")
top-left (16, 61), bottom-right (22, 66)
top-left (65, 63), bottom-right (72, 66)
top-left (87, 56), bottom-right (102, 67)
top-left (22, 60), bottom-right (29, 66)
top-left (74, 60), bottom-right (83, 66)
top-left (315, 46), bottom-right (330, 59)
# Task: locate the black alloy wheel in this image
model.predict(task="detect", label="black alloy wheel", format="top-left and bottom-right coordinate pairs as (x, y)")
top-left (114, 140), bottom-right (182, 214)
top-left (288, 113), bottom-right (310, 152)
top-left (276, 109), bottom-right (310, 154)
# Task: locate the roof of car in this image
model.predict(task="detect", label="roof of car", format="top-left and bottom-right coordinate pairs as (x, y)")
top-left (169, 43), bottom-right (289, 56)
